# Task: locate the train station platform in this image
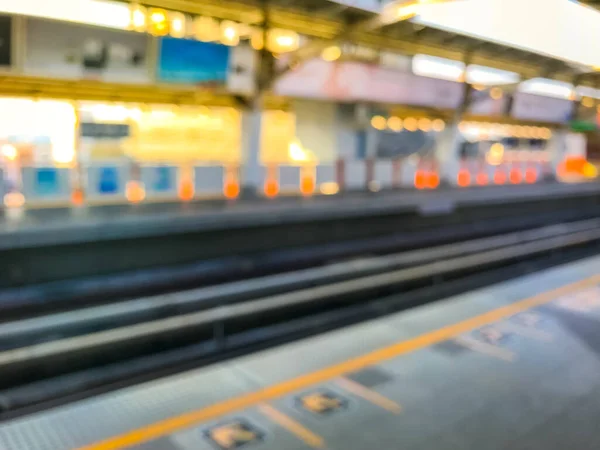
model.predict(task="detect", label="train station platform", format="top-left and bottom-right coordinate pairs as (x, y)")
top-left (2, 253), bottom-right (600, 449)
top-left (2, 181), bottom-right (600, 250)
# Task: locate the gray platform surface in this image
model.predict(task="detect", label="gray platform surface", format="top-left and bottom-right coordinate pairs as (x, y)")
top-left (2, 253), bottom-right (600, 450)
top-left (2, 181), bottom-right (600, 250)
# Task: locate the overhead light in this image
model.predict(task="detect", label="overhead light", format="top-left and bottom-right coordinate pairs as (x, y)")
top-left (220, 21), bottom-right (240, 46)
top-left (412, 54), bottom-right (465, 82)
top-left (381, 0), bottom-right (420, 24)
top-left (582, 97), bottom-right (595, 108)
top-left (148, 8), bottom-right (169, 36)
top-left (322, 46), bottom-right (342, 62)
top-left (0, 0), bottom-right (131, 30)
top-left (194, 16), bottom-right (220, 42)
top-left (388, 116), bottom-right (403, 131)
top-left (519, 78), bottom-right (574, 100)
top-left (250, 28), bottom-right (264, 50)
top-left (404, 117), bottom-right (418, 132)
top-left (169, 12), bottom-right (187, 38)
top-left (371, 115), bottom-right (387, 130)
top-left (432, 119), bottom-right (445, 132)
top-left (467, 65), bottom-right (519, 86)
top-left (418, 118), bottom-right (432, 132)
top-left (129, 3), bottom-right (147, 32)
top-left (267, 29), bottom-right (300, 53)
top-left (1, 144), bottom-right (17, 161)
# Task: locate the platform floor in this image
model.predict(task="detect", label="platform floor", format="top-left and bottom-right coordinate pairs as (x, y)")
top-left (3, 255), bottom-right (600, 450)
top-left (2, 181), bottom-right (598, 250)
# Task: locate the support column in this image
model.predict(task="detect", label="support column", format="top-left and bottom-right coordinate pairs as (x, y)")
top-left (240, 104), bottom-right (263, 194)
top-left (240, 0), bottom-right (272, 196)
top-left (438, 80), bottom-right (472, 185)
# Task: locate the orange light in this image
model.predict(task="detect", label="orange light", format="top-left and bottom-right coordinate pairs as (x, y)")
top-left (3, 192), bottom-right (25, 208)
top-left (525, 168), bottom-right (537, 184)
top-left (494, 169), bottom-right (507, 185)
top-left (457, 169), bottom-right (471, 187)
top-left (178, 178), bottom-right (194, 201)
top-left (414, 170), bottom-right (427, 189)
top-left (426, 172), bottom-right (440, 189)
top-left (224, 179), bottom-right (240, 199)
top-left (71, 188), bottom-right (85, 206)
top-left (320, 182), bottom-right (339, 195)
top-left (476, 172), bottom-right (489, 186)
top-left (126, 181), bottom-right (146, 203)
top-left (300, 174), bottom-right (316, 196)
top-left (264, 179), bottom-right (279, 197)
top-left (509, 168), bottom-right (522, 184)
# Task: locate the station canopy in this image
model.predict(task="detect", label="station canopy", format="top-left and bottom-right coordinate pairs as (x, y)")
top-left (258, 0), bottom-right (600, 85)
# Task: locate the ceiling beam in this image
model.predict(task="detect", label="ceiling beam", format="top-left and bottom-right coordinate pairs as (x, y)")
top-left (123, 0), bottom-right (588, 86)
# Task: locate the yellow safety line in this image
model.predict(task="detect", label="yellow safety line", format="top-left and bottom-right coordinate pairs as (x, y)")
top-left (257, 404), bottom-right (325, 448)
top-left (79, 274), bottom-right (600, 450)
top-left (336, 378), bottom-right (402, 414)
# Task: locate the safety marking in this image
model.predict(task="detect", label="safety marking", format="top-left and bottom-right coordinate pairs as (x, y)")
top-left (295, 389), bottom-right (349, 416)
top-left (555, 287), bottom-right (600, 313)
top-left (454, 334), bottom-right (516, 362)
top-left (510, 312), bottom-right (544, 329)
top-left (500, 315), bottom-right (553, 342)
top-left (203, 419), bottom-right (263, 450)
top-left (79, 274), bottom-right (600, 450)
top-left (474, 326), bottom-right (512, 346)
top-left (336, 377), bottom-right (401, 414)
top-left (258, 404), bottom-right (325, 448)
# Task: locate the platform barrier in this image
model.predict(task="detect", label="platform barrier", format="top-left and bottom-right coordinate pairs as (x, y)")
top-left (86, 162), bottom-right (129, 204)
top-left (373, 160), bottom-right (395, 189)
top-left (315, 164), bottom-right (336, 194)
top-left (341, 160), bottom-right (368, 191)
top-left (194, 165), bottom-right (225, 198)
top-left (278, 165), bottom-right (302, 194)
top-left (21, 167), bottom-right (72, 207)
top-left (140, 165), bottom-right (179, 201)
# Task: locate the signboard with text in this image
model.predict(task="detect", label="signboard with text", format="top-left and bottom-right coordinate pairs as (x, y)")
top-left (275, 59), bottom-right (463, 109)
top-left (25, 18), bottom-right (149, 83)
top-left (511, 92), bottom-right (573, 123)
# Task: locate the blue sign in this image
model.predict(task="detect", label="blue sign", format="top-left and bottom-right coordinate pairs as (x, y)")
top-left (158, 37), bottom-right (230, 84)
top-left (35, 168), bottom-right (59, 196)
top-left (153, 166), bottom-right (173, 192)
top-left (98, 166), bottom-right (119, 194)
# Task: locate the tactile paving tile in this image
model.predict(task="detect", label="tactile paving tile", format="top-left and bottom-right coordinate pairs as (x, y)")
top-left (0, 365), bottom-right (257, 450)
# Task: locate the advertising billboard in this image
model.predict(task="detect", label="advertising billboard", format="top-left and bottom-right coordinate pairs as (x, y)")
top-left (24, 18), bottom-right (149, 83)
top-left (157, 37), bottom-right (256, 94)
top-left (275, 59), bottom-right (463, 109)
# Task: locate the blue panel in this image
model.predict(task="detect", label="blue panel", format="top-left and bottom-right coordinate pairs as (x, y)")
top-left (98, 167), bottom-right (119, 194)
top-left (158, 37), bottom-right (230, 84)
top-left (35, 168), bottom-right (59, 196)
top-left (153, 166), bottom-right (173, 192)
